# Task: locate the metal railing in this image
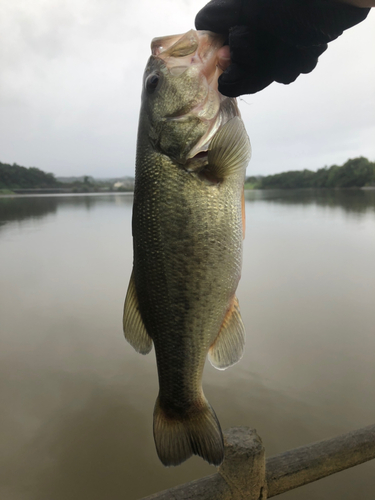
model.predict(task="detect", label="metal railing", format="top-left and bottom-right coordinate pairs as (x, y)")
top-left (142, 424), bottom-right (375, 499)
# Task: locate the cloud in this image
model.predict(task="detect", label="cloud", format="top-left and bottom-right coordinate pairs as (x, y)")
top-left (0, 1), bottom-right (374, 177)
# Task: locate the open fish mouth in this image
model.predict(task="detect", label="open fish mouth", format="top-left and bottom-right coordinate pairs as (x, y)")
top-left (151, 29), bottom-right (240, 161)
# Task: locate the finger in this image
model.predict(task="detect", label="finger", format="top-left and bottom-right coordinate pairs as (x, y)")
top-left (195, 0), bottom-right (242, 33)
top-left (276, 44), bottom-right (328, 82)
top-left (218, 28), bottom-right (328, 96)
top-left (241, 0), bottom-right (370, 46)
top-left (217, 45), bottom-right (231, 72)
top-left (218, 63), bottom-right (274, 97)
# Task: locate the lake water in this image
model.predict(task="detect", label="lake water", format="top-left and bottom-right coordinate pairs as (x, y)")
top-left (0, 189), bottom-right (374, 500)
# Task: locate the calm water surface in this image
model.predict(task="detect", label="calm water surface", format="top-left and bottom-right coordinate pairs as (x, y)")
top-left (0, 190), bottom-right (374, 499)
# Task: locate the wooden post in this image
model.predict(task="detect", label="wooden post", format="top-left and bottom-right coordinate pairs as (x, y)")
top-left (219, 427), bottom-right (267, 500)
top-left (141, 424), bottom-right (375, 499)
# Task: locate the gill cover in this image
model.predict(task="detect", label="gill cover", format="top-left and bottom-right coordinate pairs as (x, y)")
top-left (141, 30), bottom-right (240, 164)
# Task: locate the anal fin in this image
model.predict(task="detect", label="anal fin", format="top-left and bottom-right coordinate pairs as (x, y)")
top-left (208, 296), bottom-right (245, 370)
top-left (123, 270), bottom-right (152, 354)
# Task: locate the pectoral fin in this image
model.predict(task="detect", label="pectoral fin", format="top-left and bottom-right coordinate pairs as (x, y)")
top-left (123, 270), bottom-right (152, 354)
top-left (208, 296), bottom-right (245, 370)
top-left (207, 116), bottom-right (251, 180)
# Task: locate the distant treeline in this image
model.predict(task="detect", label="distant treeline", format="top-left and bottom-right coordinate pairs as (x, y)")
top-left (246, 157), bottom-right (375, 189)
top-left (0, 162), bottom-right (60, 189)
top-left (2, 157), bottom-right (374, 192)
top-left (0, 162), bottom-right (133, 193)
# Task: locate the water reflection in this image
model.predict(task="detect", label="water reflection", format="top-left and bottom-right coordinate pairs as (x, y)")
top-left (245, 188), bottom-right (375, 216)
top-left (4, 384), bottom-right (151, 500)
top-left (2, 358), bottom-right (373, 500)
top-left (0, 193), bottom-right (134, 230)
top-left (1, 189), bottom-right (374, 233)
top-left (0, 191), bottom-right (374, 500)
top-left (0, 357), bottom-right (335, 500)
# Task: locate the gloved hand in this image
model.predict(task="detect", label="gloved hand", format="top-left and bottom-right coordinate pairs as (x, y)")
top-left (195, 0), bottom-right (370, 97)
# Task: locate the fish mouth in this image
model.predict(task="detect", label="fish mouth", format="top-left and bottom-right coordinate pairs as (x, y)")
top-left (151, 30), bottom-right (223, 86)
top-left (151, 30), bottom-right (240, 162)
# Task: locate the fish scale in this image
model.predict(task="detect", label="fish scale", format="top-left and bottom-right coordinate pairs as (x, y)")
top-left (123, 29), bottom-right (251, 466)
top-left (135, 166), bottom-right (240, 402)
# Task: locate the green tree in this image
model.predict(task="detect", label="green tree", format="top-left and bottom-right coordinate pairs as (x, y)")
top-left (246, 157), bottom-right (375, 190)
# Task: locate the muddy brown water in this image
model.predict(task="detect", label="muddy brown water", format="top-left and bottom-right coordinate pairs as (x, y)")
top-left (0, 189), bottom-right (374, 499)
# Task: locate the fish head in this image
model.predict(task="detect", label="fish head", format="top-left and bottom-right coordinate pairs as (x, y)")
top-left (140, 29), bottom-right (239, 165)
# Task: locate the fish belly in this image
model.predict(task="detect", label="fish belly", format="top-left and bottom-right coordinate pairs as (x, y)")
top-left (131, 152), bottom-right (243, 465)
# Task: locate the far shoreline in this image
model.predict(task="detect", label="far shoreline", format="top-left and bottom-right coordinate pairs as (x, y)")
top-left (0, 191), bottom-right (134, 199)
top-left (1, 186), bottom-right (375, 200)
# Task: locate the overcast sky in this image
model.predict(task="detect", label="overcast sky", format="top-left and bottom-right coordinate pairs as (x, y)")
top-left (0, 0), bottom-right (374, 178)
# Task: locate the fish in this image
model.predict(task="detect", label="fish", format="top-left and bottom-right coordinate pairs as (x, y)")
top-left (123, 29), bottom-right (251, 467)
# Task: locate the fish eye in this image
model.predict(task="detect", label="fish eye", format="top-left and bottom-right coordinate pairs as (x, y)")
top-left (145, 73), bottom-right (160, 94)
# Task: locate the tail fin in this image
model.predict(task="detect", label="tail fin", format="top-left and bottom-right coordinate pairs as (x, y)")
top-left (153, 396), bottom-right (224, 467)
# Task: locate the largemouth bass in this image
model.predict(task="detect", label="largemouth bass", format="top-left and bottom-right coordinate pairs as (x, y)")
top-left (123, 29), bottom-right (251, 467)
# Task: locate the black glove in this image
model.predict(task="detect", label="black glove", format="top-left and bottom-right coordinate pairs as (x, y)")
top-left (195, 0), bottom-right (370, 97)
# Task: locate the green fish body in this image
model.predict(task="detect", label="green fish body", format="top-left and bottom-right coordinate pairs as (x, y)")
top-left (123, 30), bottom-right (251, 467)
